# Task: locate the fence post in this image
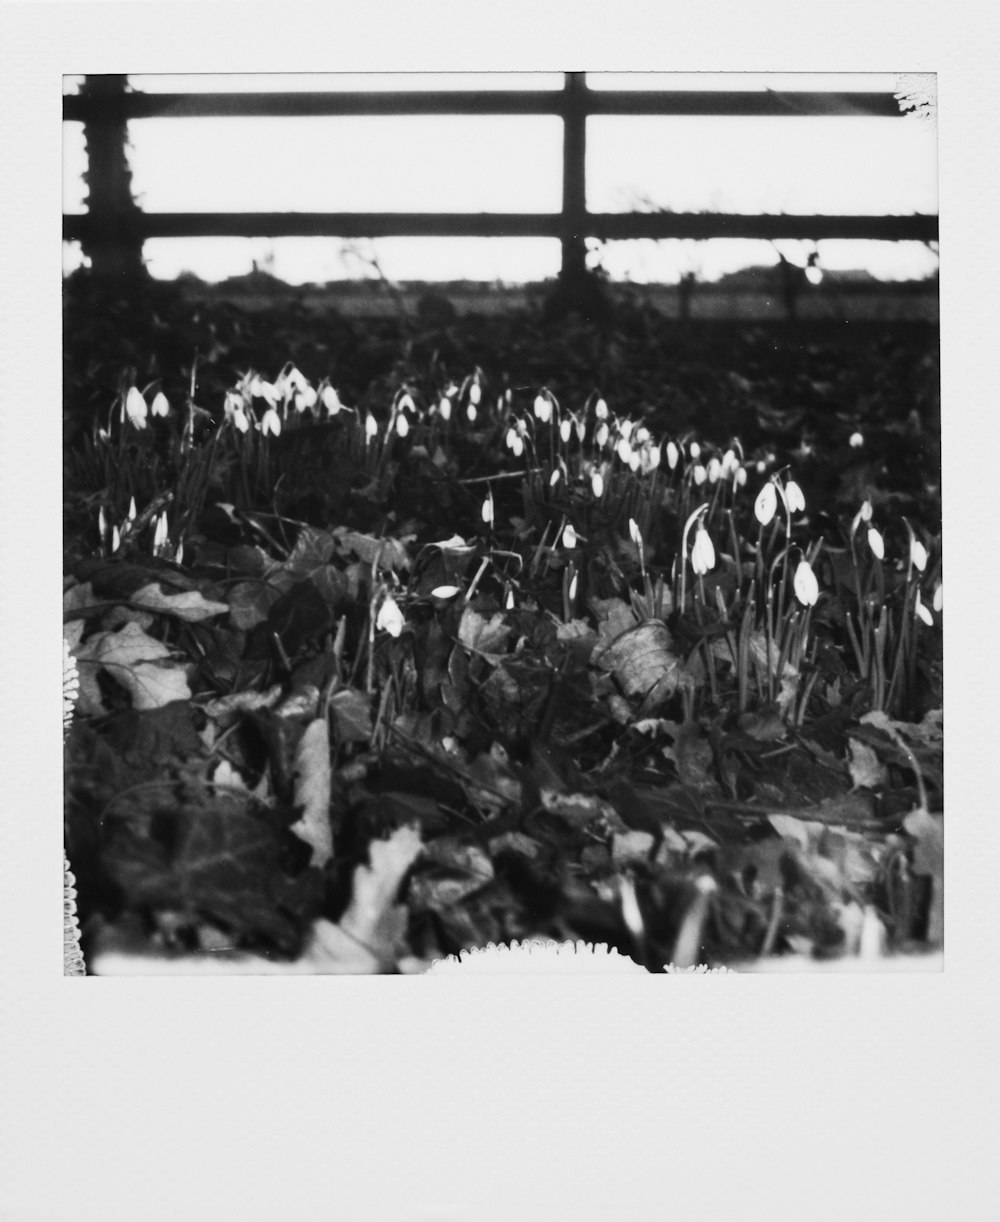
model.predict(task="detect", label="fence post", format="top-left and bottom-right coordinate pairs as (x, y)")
top-left (560, 72), bottom-right (588, 291)
top-left (79, 75), bottom-right (146, 283)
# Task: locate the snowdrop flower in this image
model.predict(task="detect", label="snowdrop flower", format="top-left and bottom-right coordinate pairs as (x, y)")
top-left (914, 590), bottom-right (933, 627)
top-left (321, 384), bottom-right (342, 414)
top-left (257, 381), bottom-right (279, 407)
top-left (261, 407), bottom-right (282, 437)
top-left (505, 587), bottom-right (516, 610)
top-left (151, 391), bottom-right (170, 418)
top-left (98, 505), bottom-right (107, 544)
top-left (376, 595), bottom-right (404, 638)
top-left (785, 480), bottom-right (806, 514)
top-left (634, 426), bottom-right (650, 446)
top-left (755, 482), bottom-right (777, 526)
top-left (867, 527), bottom-right (885, 560)
top-left (511, 434), bottom-right (524, 458)
top-left (648, 445), bottom-right (662, 470)
top-left (756, 460), bottom-right (767, 475)
top-left (616, 437), bottom-right (633, 464)
top-left (396, 412), bottom-right (410, 438)
top-left (910, 538), bottom-right (928, 573)
top-left (466, 402), bottom-right (477, 422)
top-left (562, 522), bottom-right (578, 549)
top-left (793, 560), bottom-right (819, 607)
top-left (550, 467), bottom-right (562, 488)
top-left (365, 413), bottom-right (378, 442)
top-left (482, 489), bottom-right (495, 526)
top-left (430, 585), bottom-right (462, 600)
top-left (629, 452), bottom-right (641, 472)
top-left (850, 498), bottom-right (873, 537)
top-left (706, 457), bottom-right (722, 484)
top-left (932, 581), bottom-right (943, 613)
top-left (575, 417), bottom-right (587, 443)
top-left (691, 526), bottom-right (715, 575)
top-left (124, 386), bottom-right (148, 429)
top-left (505, 426), bottom-right (518, 451)
top-left (666, 440), bottom-right (679, 470)
top-left (692, 463), bottom-right (707, 486)
top-left (568, 570), bottom-right (578, 601)
top-left (126, 496), bottom-right (137, 524)
top-left (595, 422), bottom-right (610, 448)
top-left (735, 466), bottom-right (747, 488)
top-left (231, 405), bottom-right (250, 433)
top-left (849, 431), bottom-right (864, 448)
top-left (438, 396), bottom-right (452, 422)
top-left (591, 470), bottom-right (604, 498)
top-left (560, 417), bottom-right (572, 444)
top-left (174, 541), bottom-right (185, 565)
top-left (469, 382), bottom-right (482, 406)
top-left (720, 448), bottom-right (737, 478)
top-left (295, 385), bottom-right (318, 413)
top-left (153, 512), bottom-right (169, 552)
top-left (397, 392), bottom-right (415, 413)
top-left (534, 393), bottom-right (552, 423)
top-left (284, 366), bottom-right (307, 395)
top-left (689, 441), bottom-right (701, 460)
top-left (111, 525), bottom-right (121, 553)
top-left (628, 518), bottom-right (642, 545)
top-left (594, 397), bottom-right (608, 420)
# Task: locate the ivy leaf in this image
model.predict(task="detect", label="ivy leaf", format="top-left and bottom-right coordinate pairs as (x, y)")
top-left (76, 622), bottom-right (191, 712)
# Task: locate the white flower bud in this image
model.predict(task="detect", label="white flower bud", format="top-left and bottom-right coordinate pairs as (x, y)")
top-left (261, 407), bottom-right (282, 437)
top-left (596, 422), bottom-right (610, 448)
top-left (735, 466), bottom-right (748, 488)
top-left (691, 526), bottom-right (715, 575)
top-left (396, 412), bottom-right (410, 437)
top-left (910, 539), bottom-right (928, 572)
top-left (365, 413), bottom-right (378, 441)
top-left (469, 382), bottom-right (482, 406)
top-left (648, 445), bottom-right (662, 470)
top-left (849, 431), bottom-right (864, 448)
top-left (125, 387), bottom-right (148, 429)
top-left (591, 471), bottom-right (604, 498)
top-left (785, 480), bottom-right (806, 513)
top-left (628, 518), bottom-right (642, 545)
top-left (482, 490), bottom-right (495, 526)
top-left (914, 590), bottom-right (933, 627)
top-left (793, 560), bottom-right (819, 607)
top-left (689, 441), bottom-right (701, 460)
top-left (466, 402), bottom-right (477, 423)
top-left (932, 582), bottom-right (943, 613)
top-left (594, 398), bottom-right (608, 420)
top-left (151, 391), bottom-right (170, 418)
top-left (438, 397), bottom-right (452, 422)
top-left (755, 482), bottom-right (777, 526)
top-left (666, 440), bottom-right (679, 470)
top-left (867, 527), bottom-right (885, 560)
top-left (560, 418), bottom-right (572, 444)
top-left (692, 464), bottom-right (707, 486)
top-left (322, 385), bottom-right (342, 414)
top-left (706, 457), bottom-right (722, 484)
top-left (376, 594), bottom-right (404, 638)
top-left (562, 522), bottom-right (577, 549)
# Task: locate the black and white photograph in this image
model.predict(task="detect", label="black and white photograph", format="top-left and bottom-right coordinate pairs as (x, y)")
top-left (61, 69), bottom-right (942, 976)
top-left (3, 3), bottom-right (998, 1219)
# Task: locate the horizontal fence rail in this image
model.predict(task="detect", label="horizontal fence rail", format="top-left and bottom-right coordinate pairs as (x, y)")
top-left (63, 89), bottom-right (906, 121)
top-left (63, 211), bottom-right (938, 244)
top-left (63, 74), bottom-right (938, 285)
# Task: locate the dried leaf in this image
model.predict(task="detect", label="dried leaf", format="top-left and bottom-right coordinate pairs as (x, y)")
top-left (594, 619), bottom-right (682, 707)
top-left (130, 582), bottom-right (230, 621)
top-left (76, 622), bottom-right (191, 711)
top-left (307, 826), bottom-right (423, 971)
top-left (290, 718), bottom-right (333, 867)
top-left (457, 607), bottom-right (512, 658)
top-left (847, 737), bottom-right (889, 789)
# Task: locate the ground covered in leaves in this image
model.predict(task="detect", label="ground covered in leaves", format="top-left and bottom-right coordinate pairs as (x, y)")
top-left (63, 272), bottom-right (942, 972)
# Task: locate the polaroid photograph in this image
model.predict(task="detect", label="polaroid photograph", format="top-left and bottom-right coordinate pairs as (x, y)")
top-left (3, 2), bottom-right (997, 1218)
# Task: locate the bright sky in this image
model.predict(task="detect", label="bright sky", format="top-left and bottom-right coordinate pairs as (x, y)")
top-left (62, 73), bottom-right (938, 284)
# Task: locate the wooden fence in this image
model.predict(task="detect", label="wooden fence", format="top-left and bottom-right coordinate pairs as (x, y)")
top-left (63, 73), bottom-right (938, 286)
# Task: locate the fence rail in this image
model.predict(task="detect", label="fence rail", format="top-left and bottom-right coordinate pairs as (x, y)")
top-left (63, 74), bottom-right (938, 285)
